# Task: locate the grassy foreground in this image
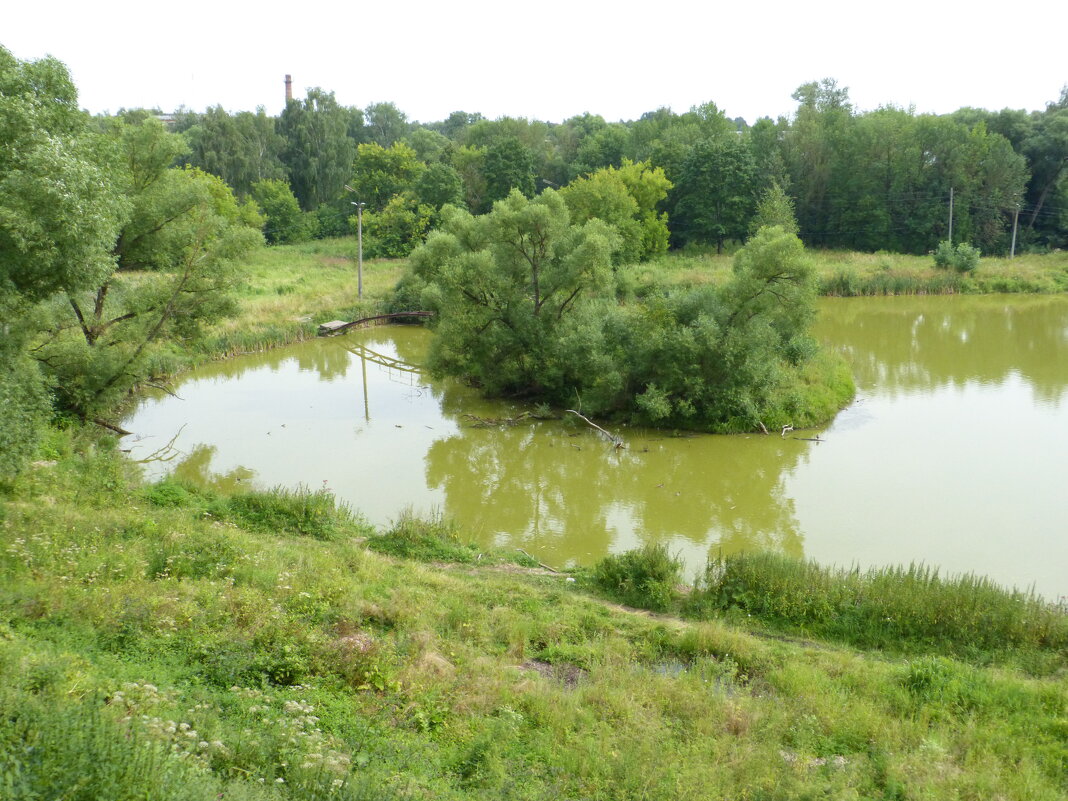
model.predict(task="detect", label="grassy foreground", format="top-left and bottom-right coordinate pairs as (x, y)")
top-left (1, 431), bottom-right (1066, 800)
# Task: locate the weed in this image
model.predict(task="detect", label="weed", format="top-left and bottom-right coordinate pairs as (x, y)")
top-left (591, 543), bottom-right (683, 612)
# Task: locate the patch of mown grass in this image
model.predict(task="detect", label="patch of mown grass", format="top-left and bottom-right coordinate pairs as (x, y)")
top-left (3, 429), bottom-right (1067, 800)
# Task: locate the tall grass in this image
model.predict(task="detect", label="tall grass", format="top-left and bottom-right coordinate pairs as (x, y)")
top-left (689, 552), bottom-right (1068, 659)
top-left (641, 249), bottom-right (1068, 296)
top-left (591, 543), bottom-right (683, 611)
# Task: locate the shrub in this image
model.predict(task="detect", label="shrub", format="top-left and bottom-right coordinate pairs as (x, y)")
top-left (591, 544), bottom-right (683, 612)
top-left (933, 240), bottom-right (981, 272)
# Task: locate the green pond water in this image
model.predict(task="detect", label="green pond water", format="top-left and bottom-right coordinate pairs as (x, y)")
top-left (122, 295), bottom-right (1068, 600)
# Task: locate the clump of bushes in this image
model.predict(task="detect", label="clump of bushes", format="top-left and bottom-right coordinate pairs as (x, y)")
top-left (933, 240), bottom-right (981, 272)
top-left (591, 543), bottom-right (683, 612)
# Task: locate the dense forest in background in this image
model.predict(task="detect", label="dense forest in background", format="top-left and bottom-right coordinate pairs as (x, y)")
top-left (164, 78), bottom-right (1068, 256)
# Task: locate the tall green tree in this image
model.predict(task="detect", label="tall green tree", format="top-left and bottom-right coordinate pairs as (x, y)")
top-left (0, 46), bottom-right (129, 476)
top-left (183, 106), bottom-right (286, 197)
top-left (364, 101), bottom-right (410, 147)
top-left (348, 142), bottom-right (425, 212)
top-left (410, 190), bottom-right (618, 395)
top-left (482, 137), bottom-right (537, 208)
top-left (672, 136), bottom-right (757, 252)
top-left (278, 88), bottom-right (357, 210)
top-left (33, 118), bottom-right (264, 419)
top-left (252, 179), bottom-right (316, 244)
top-left (560, 160), bottom-right (671, 264)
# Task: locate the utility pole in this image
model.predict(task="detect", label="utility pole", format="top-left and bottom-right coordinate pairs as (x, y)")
top-left (948, 187), bottom-right (954, 245)
top-left (1010, 205), bottom-right (1020, 259)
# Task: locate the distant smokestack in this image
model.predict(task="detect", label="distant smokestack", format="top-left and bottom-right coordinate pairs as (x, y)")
top-left (285, 74), bottom-right (293, 102)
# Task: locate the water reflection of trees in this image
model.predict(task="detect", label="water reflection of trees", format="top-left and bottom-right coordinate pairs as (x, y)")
top-left (424, 381), bottom-right (809, 567)
top-left (164, 444), bottom-right (255, 494)
top-left (817, 296), bottom-right (1068, 403)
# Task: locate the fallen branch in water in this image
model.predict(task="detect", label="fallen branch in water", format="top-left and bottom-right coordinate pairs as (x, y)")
top-left (92, 418), bottom-right (133, 436)
top-left (566, 410), bottom-right (625, 449)
top-left (516, 548), bottom-right (560, 573)
top-left (462, 410), bottom-right (556, 428)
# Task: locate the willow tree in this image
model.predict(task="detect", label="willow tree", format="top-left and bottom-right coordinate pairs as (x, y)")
top-left (0, 46), bottom-right (128, 476)
top-left (409, 190), bottom-right (618, 396)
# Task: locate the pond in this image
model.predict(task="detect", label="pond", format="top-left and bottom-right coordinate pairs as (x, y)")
top-left (122, 295), bottom-right (1068, 600)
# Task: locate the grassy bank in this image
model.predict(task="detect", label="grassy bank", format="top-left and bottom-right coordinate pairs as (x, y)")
top-left (636, 248), bottom-right (1068, 296)
top-left (129, 239), bottom-right (403, 393)
top-left (1, 433), bottom-right (1066, 799)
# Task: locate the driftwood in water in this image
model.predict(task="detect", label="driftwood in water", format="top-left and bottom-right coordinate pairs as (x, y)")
top-left (462, 410), bottom-right (556, 428)
top-left (93, 418), bottom-right (133, 436)
top-left (566, 410), bottom-right (625, 449)
top-left (516, 548), bottom-right (560, 573)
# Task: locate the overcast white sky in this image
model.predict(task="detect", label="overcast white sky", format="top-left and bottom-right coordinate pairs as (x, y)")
top-left (6, 1), bottom-right (1066, 124)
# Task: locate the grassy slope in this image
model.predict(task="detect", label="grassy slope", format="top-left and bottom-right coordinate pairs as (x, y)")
top-left (1, 433), bottom-right (1066, 800)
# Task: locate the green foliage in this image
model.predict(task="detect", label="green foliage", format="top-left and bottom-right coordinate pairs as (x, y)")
top-left (412, 207), bottom-right (847, 431)
top-left (933, 240), bottom-right (981, 272)
top-left (26, 118), bottom-right (265, 419)
top-left (278, 88), bottom-right (357, 210)
top-left (412, 190), bottom-right (618, 396)
top-left (560, 226), bottom-right (838, 430)
top-left (749, 181), bottom-right (799, 237)
top-left (366, 509), bottom-right (478, 562)
top-left (414, 162), bottom-right (466, 212)
top-left (672, 135), bottom-right (757, 253)
top-left (0, 46), bottom-right (128, 304)
top-left (252, 179), bottom-right (316, 245)
top-left (560, 160), bottom-right (672, 265)
top-left (348, 142), bottom-right (425, 212)
top-left (0, 354), bottom-right (50, 480)
top-left (591, 544), bottom-right (683, 611)
top-left (182, 106), bottom-right (287, 197)
top-left (360, 193), bottom-right (433, 258)
top-left (482, 137), bottom-right (536, 206)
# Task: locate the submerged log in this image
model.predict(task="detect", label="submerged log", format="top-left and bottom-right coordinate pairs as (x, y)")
top-left (462, 410), bottom-right (556, 428)
top-left (566, 410), bottom-right (625, 449)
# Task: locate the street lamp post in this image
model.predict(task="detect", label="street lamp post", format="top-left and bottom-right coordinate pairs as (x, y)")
top-left (351, 200), bottom-right (366, 299)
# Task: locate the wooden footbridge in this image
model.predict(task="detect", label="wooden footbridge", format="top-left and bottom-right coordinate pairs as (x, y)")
top-left (317, 311), bottom-right (433, 336)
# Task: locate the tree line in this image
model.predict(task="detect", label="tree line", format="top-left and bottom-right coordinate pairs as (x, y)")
top-left (170, 78), bottom-right (1067, 256)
